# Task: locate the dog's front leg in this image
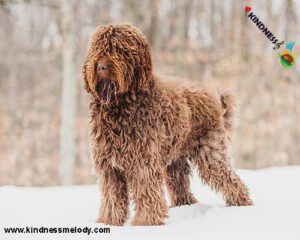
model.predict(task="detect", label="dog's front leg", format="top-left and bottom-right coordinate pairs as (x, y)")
top-left (127, 163), bottom-right (168, 226)
top-left (97, 167), bottom-right (129, 226)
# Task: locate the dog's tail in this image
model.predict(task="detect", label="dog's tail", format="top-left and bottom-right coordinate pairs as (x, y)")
top-left (220, 91), bottom-right (235, 133)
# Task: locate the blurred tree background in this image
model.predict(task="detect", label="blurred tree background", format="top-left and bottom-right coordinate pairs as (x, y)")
top-left (0, 0), bottom-right (299, 186)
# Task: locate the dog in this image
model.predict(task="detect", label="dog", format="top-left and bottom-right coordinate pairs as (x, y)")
top-left (82, 23), bottom-right (253, 226)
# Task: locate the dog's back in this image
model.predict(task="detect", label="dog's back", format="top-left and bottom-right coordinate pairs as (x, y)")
top-left (157, 76), bottom-right (234, 138)
top-left (154, 76), bottom-right (235, 160)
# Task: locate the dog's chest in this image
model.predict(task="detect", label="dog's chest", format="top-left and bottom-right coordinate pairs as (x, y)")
top-left (89, 97), bottom-right (191, 168)
top-left (90, 106), bottom-right (155, 168)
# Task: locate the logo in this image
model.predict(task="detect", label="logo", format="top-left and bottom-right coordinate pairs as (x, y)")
top-left (278, 42), bottom-right (296, 68)
top-left (245, 7), bottom-right (283, 50)
top-left (245, 6), bottom-right (296, 68)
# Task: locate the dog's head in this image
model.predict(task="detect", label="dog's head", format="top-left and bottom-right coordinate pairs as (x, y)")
top-left (82, 24), bottom-right (153, 103)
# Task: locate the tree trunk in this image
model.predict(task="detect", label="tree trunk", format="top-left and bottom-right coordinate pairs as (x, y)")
top-left (177, 0), bottom-right (192, 49)
top-left (285, 0), bottom-right (296, 40)
top-left (146, 0), bottom-right (159, 48)
top-left (240, 1), bottom-right (249, 62)
top-left (209, 0), bottom-right (216, 45)
top-left (59, 0), bottom-right (77, 185)
top-left (285, 0), bottom-right (298, 165)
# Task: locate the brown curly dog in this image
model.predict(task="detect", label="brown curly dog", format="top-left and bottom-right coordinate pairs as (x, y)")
top-left (82, 23), bottom-right (253, 226)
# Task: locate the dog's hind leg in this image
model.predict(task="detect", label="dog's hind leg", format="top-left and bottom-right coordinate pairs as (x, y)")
top-left (193, 143), bottom-right (253, 206)
top-left (97, 168), bottom-right (129, 226)
top-left (165, 156), bottom-right (197, 207)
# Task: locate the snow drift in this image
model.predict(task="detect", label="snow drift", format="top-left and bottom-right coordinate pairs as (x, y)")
top-left (0, 166), bottom-right (299, 240)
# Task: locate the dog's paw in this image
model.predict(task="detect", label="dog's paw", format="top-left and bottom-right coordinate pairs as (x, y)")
top-left (96, 216), bottom-right (125, 226)
top-left (170, 195), bottom-right (198, 208)
top-left (131, 217), bottom-right (165, 226)
top-left (131, 208), bottom-right (168, 226)
top-left (226, 195), bottom-right (253, 207)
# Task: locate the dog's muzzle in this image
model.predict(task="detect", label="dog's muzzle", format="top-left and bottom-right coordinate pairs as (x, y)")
top-left (95, 78), bottom-right (117, 103)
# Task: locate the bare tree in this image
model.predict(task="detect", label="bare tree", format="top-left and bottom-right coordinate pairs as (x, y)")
top-left (59, 0), bottom-right (77, 185)
top-left (284, 0), bottom-right (297, 41)
top-left (240, 2), bottom-right (250, 62)
top-left (177, 0), bottom-right (192, 49)
top-left (146, 0), bottom-right (159, 48)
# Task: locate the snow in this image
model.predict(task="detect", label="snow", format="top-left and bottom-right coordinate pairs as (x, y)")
top-left (0, 167), bottom-right (299, 240)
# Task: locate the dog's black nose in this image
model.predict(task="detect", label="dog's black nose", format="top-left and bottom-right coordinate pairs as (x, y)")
top-left (97, 62), bottom-right (107, 71)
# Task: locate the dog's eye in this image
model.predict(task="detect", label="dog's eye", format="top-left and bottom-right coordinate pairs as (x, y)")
top-left (97, 63), bottom-right (107, 71)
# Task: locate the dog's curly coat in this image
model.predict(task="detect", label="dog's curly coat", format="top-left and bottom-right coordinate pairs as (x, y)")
top-left (82, 23), bottom-right (253, 226)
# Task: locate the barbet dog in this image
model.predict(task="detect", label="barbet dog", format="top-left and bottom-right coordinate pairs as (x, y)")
top-left (82, 23), bottom-right (253, 226)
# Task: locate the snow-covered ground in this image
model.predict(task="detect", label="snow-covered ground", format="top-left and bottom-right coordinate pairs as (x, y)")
top-left (0, 166), bottom-right (299, 240)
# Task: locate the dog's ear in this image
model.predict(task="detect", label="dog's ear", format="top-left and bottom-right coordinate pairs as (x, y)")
top-left (135, 44), bottom-right (153, 91)
top-left (82, 61), bottom-right (92, 94)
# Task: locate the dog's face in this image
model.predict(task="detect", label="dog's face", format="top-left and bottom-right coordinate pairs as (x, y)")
top-left (82, 24), bottom-right (153, 103)
top-left (93, 56), bottom-right (118, 103)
